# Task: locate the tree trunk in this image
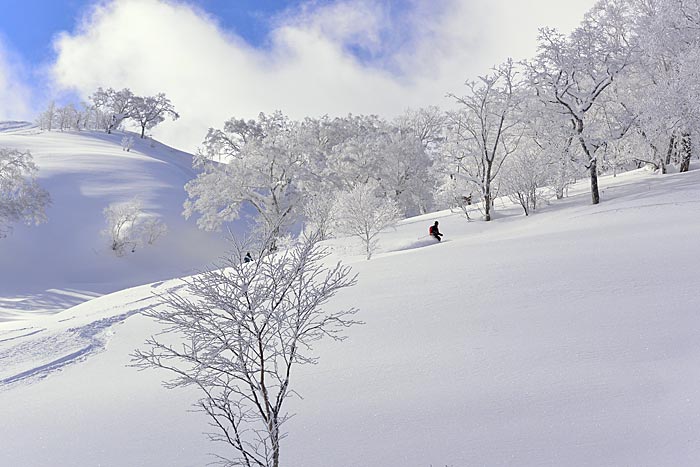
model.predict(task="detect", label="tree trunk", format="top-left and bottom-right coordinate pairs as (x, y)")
top-left (556, 136), bottom-right (574, 200)
top-left (364, 232), bottom-right (372, 260)
top-left (140, 124), bottom-right (146, 139)
top-left (590, 159), bottom-right (600, 205)
top-left (680, 132), bottom-right (691, 173)
top-left (483, 160), bottom-right (493, 221)
top-left (272, 423), bottom-right (280, 467)
top-left (483, 186), bottom-right (491, 221)
top-left (575, 122), bottom-right (600, 204)
top-left (665, 134), bottom-right (676, 166)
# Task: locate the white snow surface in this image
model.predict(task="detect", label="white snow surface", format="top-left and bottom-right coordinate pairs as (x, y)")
top-left (0, 127), bottom-right (230, 319)
top-left (2, 143), bottom-right (700, 466)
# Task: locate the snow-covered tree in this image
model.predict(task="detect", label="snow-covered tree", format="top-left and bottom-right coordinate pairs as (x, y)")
top-left (528, 0), bottom-right (635, 204)
top-left (140, 216), bottom-right (168, 246)
top-left (0, 148), bottom-right (50, 238)
top-left (323, 114), bottom-right (386, 191)
top-left (303, 191), bottom-right (337, 240)
top-left (377, 127), bottom-right (434, 216)
top-left (500, 143), bottom-right (554, 216)
top-left (132, 232), bottom-right (359, 467)
top-left (623, 0), bottom-right (700, 173)
top-left (447, 59), bottom-right (523, 221)
top-left (39, 102), bottom-right (92, 132)
top-left (71, 102), bottom-right (90, 131)
top-left (435, 172), bottom-right (475, 220)
top-left (102, 199), bottom-right (166, 255)
top-left (185, 112), bottom-right (318, 239)
top-left (121, 136), bottom-right (134, 152)
top-left (393, 107), bottom-right (446, 213)
top-left (55, 104), bottom-right (75, 131)
top-left (38, 101), bottom-right (56, 131)
top-left (90, 87), bottom-right (136, 134)
top-left (332, 181), bottom-right (402, 260)
top-left (185, 113), bottom-right (434, 230)
top-left (130, 93), bottom-right (179, 138)
top-left (394, 106), bottom-right (447, 150)
top-left (103, 200), bottom-right (142, 255)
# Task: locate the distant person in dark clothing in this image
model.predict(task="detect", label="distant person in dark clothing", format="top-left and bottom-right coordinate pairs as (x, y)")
top-left (429, 221), bottom-right (443, 241)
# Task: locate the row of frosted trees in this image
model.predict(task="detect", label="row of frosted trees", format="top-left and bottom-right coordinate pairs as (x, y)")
top-left (185, 0), bottom-right (700, 241)
top-left (12, 0), bottom-right (699, 253)
top-left (37, 87), bottom-right (178, 138)
top-left (20, 0), bottom-right (700, 251)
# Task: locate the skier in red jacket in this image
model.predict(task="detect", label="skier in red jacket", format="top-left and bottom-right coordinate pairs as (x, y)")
top-left (429, 221), bottom-right (443, 241)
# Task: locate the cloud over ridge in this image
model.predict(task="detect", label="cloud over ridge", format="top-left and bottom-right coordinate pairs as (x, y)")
top-left (50, 0), bottom-right (595, 151)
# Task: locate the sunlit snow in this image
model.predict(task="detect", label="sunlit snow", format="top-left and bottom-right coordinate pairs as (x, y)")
top-left (1, 125), bottom-right (699, 466)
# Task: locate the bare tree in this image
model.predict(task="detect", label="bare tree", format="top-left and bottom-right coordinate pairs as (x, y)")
top-left (132, 232), bottom-right (359, 467)
top-left (140, 216), bottom-right (168, 245)
top-left (448, 59), bottom-right (522, 221)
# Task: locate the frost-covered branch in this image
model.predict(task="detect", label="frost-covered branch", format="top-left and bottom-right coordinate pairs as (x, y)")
top-left (133, 232), bottom-right (359, 467)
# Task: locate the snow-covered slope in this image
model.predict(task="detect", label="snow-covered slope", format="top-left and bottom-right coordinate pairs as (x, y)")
top-left (2, 165), bottom-right (700, 466)
top-left (0, 121), bottom-right (34, 132)
top-left (0, 127), bottom-right (230, 319)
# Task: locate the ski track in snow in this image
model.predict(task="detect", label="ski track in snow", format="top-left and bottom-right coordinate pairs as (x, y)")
top-left (0, 304), bottom-right (152, 388)
top-left (387, 237), bottom-right (449, 253)
top-left (0, 328), bottom-right (46, 343)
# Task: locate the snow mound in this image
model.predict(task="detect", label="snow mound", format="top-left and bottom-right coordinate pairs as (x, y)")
top-left (0, 129), bottom-right (229, 318)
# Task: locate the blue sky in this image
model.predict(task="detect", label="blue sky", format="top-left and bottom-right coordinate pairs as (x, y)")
top-left (0, 0), bottom-right (311, 64)
top-left (0, 0), bottom-right (91, 64)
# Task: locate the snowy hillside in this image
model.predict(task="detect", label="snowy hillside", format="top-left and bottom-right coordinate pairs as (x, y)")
top-left (0, 121), bottom-right (34, 132)
top-left (2, 165), bottom-right (699, 466)
top-left (0, 126), bottom-right (229, 319)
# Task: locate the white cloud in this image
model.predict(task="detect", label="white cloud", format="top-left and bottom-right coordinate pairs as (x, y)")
top-left (279, 0), bottom-right (387, 52)
top-left (0, 39), bottom-right (34, 121)
top-left (51, 0), bottom-right (596, 152)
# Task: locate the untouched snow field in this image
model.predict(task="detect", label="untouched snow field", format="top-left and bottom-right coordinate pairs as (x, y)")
top-left (0, 125), bottom-right (229, 319)
top-left (1, 128), bottom-right (700, 466)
